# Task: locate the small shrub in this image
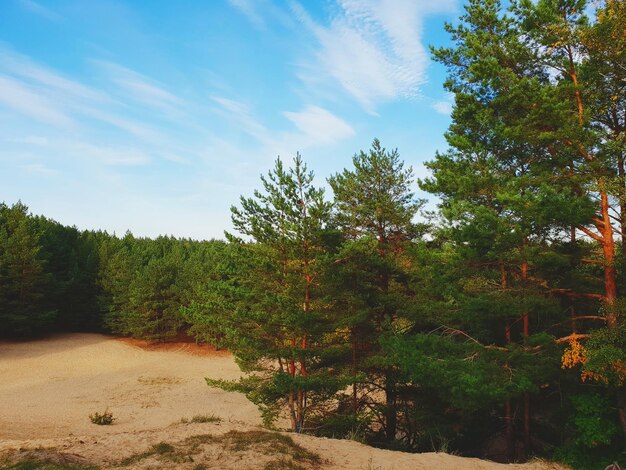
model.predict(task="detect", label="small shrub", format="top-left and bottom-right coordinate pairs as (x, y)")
top-left (89, 409), bottom-right (115, 425)
top-left (190, 414), bottom-right (221, 424)
top-left (119, 442), bottom-right (177, 466)
top-left (151, 443), bottom-right (175, 455)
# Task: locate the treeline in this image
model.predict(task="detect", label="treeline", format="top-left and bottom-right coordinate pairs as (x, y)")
top-left (1, 0), bottom-right (624, 468)
top-left (0, 201), bottom-right (229, 339)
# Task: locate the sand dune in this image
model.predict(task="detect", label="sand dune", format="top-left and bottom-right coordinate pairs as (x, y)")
top-left (0, 334), bottom-right (569, 469)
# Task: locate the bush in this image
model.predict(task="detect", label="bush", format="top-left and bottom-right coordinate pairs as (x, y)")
top-left (89, 409), bottom-right (115, 425)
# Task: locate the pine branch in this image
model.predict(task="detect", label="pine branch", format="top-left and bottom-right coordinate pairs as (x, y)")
top-left (555, 333), bottom-right (591, 344)
top-left (576, 225), bottom-right (604, 243)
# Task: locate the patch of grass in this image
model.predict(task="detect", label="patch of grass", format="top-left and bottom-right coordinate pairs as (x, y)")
top-left (137, 376), bottom-right (182, 386)
top-left (181, 434), bottom-right (218, 448)
top-left (118, 430), bottom-right (322, 469)
top-left (181, 414), bottom-right (222, 424)
top-left (88, 409), bottom-right (114, 426)
top-left (119, 442), bottom-right (176, 466)
top-left (221, 431), bottom-right (321, 466)
top-left (1, 462), bottom-right (96, 470)
top-left (151, 443), bottom-right (175, 455)
top-left (0, 448), bottom-right (98, 470)
top-left (190, 414), bottom-right (221, 424)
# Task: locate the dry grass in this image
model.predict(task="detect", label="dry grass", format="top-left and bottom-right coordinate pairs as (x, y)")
top-left (116, 430), bottom-right (322, 469)
top-left (180, 414), bottom-right (222, 424)
top-left (0, 449), bottom-right (97, 470)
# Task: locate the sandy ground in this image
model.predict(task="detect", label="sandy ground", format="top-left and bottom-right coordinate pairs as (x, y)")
top-left (0, 334), bottom-right (569, 470)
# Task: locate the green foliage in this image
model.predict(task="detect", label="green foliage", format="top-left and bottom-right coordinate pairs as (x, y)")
top-left (88, 409), bottom-right (115, 425)
top-left (569, 392), bottom-right (619, 448)
top-left (119, 442), bottom-right (177, 466)
top-left (200, 154), bottom-right (346, 432)
top-left (0, 1), bottom-right (623, 461)
top-left (583, 320), bottom-right (626, 386)
top-left (1, 459), bottom-right (97, 470)
top-left (0, 202), bottom-right (56, 337)
top-left (181, 414), bottom-right (222, 424)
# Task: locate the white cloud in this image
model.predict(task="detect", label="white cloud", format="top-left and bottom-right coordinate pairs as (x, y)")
top-left (228, 0), bottom-right (266, 29)
top-left (93, 60), bottom-right (183, 115)
top-left (293, 0), bottom-right (457, 112)
top-left (0, 47), bottom-right (171, 142)
top-left (19, 0), bottom-right (62, 21)
top-left (212, 96), bottom-right (355, 155)
top-left (67, 142), bottom-right (151, 166)
top-left (0, 46), bottom-right (106, 102)
top-left (432, 100), bottom-right (452, 115)
top-left (8, 135), bottom-right (49, 146)
top-left (211, 96), bottom-right (271, 144)
top-left (0, 75), bottom-right (75, 127)
top-left (283, 105), bottom-right (354, 144)
top-left (21, 163), bottom-right (58, 175)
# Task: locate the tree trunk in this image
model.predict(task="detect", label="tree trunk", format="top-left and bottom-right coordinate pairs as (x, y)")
top-left (523, 393), bottom-right (530, 458)
top-left (618, 152), bottom-right (626, 259)
top-left (352, 339), bottom-right (358, 415)
top-left (600, 191), bottom-right (618, 327)
top-left (502, 263), bottom-right (515, 461)
top-left (385, 375), bottom-right (397, 442)
top-left (521, 252), bottom-right (530, 457)
top-left (617, 384), bottom-right (626, 441)
top-left (506, 399), bottom-right (515, 462)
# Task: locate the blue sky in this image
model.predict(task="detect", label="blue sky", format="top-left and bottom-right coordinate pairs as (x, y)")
top-left (0, 0), bottom-right (459, 240)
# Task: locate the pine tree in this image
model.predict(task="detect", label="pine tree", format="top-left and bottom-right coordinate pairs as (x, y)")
top-left (328, 139), bottom-right (423, 443)
top-left (0, 202), bottom-right (56, 336)
top-left (200, 155), bottom-right (344, 431)
top-left (428, 0), bottom-right (625, 450)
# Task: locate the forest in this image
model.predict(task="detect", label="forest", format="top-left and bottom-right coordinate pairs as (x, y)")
top-left (1, 0), bottom-right (624, 468)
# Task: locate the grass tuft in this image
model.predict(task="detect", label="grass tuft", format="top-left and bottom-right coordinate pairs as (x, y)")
top-left (119, 442), bottom-right (175, 466)
top-left (181, 414), bottom-right (222, 424)
top-left (117, 430), bottom-right (322, 468)
top-left (88, 409), bottom-right (114, 426)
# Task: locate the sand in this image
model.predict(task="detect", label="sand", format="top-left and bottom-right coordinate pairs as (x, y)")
top-left (0, 334), bottom-right (569, 469)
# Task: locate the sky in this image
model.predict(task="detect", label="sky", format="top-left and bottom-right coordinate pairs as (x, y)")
top-left (0, 0), bottom-right (459, 240)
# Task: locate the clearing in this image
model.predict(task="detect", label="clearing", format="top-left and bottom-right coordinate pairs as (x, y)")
top-left (0, 334), bottom-right (568, 469)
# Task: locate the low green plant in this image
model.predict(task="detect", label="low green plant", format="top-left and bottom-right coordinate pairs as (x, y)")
top-left (119, 442), bottom-right (176, 466)
top-left (88, 409), bottom-right (115, 425)
top-left (190, 414), bottom-right (221, 424)
top-left (0, 450), bottom-right (98, 470)
top-left (0, 460), bottom-right (97, 470)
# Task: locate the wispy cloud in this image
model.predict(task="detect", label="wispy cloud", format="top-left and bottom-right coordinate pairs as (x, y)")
top-left (19, 0), bottom-right (62, 22)
top-left (0, 46), bottom-right (105, 102)
top-left (7, 135), bottom-right (49, 146)
top-left (71, 142), bottom-right (151, 166)
top-left (283, 105), bottom-right (354, 145)
top-left (0, 75), bottom-right (75, 127)
top-left (211, 96), bottom-right (272, 144)
top-left (431, 91), bottom-right (454, 115)
top-left (0, 46), bottom-right (169, 142)
top-left (21, 163), bottom-right (59, 176)
top-left (227, 0), bottom-right (266, 29)
top-left (432, 100), bottom-right (452, 115)
top-left (213, 96), bottom-right (354, 153)
top-left (93, 60), bottom-right (183, 116)
top-left (293, 0), bottom-right (457, 113)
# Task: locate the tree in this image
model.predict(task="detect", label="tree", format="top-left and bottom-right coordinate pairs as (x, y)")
top-left (199, 155), bottom-right (344, 432)
top-left (0, 202), bottom-right (56, 336)
top-left (328, 139), bottom-right (423, 443)
top-left (428, 0), bottom-right (625, 452)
